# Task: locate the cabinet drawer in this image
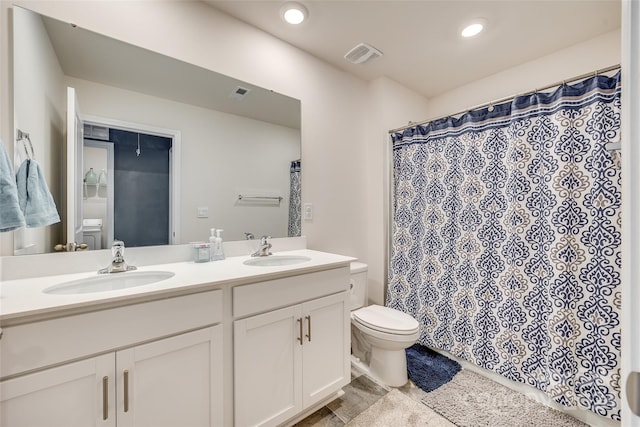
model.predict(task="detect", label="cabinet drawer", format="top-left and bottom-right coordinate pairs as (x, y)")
top-left (1, 289), bottom-right (222, 379)
top-left (233, 266), bottom-right (349, 318)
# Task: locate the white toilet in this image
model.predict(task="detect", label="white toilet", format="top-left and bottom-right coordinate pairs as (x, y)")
top-left (82, 218), bottom-right (103, 250)
top-left (350, 262), bottom-right (420, 387)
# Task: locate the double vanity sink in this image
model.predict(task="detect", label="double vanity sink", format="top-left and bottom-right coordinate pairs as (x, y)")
top-left (242, 254), bottom-right (311, 267)
top-left (0, 248), bottom-right (353, 427)
top-left (42, 270), bottom-right (177, 295)
top-left (40, 255), bottom-right (312, 295)
top-left (0, 250), bottom-right (325, 323)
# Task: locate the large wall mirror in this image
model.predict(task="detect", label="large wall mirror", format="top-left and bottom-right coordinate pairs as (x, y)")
top-left (12, 6), bottom-right (301, 255)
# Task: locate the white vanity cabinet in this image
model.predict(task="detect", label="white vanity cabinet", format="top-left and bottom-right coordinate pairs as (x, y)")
top-left (1, 353), bottom-right (116, 427)
top-left (301, 293), bottom-right (350, 407)
top-left (116, 326), bottom-right (222, 427)
top-left (0, 326), bottom-right (221, 427)
top-left (0, 290), bottom-right (223, 427)
top-left (234, 304), bottom-right (304, 426)
top-left (0, 251), bottom-right (355, 427)
top-left (233, 267), bottom-right (350, 427)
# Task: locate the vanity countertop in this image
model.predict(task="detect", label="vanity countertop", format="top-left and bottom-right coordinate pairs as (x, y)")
top-left (0, 249), bottom-right (356, 326)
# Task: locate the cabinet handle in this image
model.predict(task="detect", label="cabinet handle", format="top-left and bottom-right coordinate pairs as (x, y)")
top-left (102, 376), bottom-right (109, 420)
top-left (297, 318), bottom-right (303, 345)
top-left (305, 315), bottom-right (311, 342)
top-left (124, 370), bottom-right (130, 413)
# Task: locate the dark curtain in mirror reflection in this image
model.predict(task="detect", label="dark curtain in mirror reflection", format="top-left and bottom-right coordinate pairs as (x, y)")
top-left (288, 160), bottom-right (301, 237)
top-left (110, 129), bottom-right (171, 247)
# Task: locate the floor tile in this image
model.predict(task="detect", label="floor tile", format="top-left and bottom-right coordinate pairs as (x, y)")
top-left (343, 389), bottom-right (457, 427)
top-left (293, 406), bottom-right (345, 427)
top-left (327, 374), bottom-right (389, 423)
top-left (398, 378), bottom-right (430, 402)
top-left (298, 368), bottom-right (587, 427)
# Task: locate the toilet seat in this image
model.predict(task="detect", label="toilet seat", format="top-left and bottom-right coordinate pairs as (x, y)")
top-left (352, 305), bottom-right (419, 335)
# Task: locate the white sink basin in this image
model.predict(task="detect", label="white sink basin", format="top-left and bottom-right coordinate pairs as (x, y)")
top-left (43, 271), bottom-right (175, 295)
top-left (243, 255), bottom-right (311, 267)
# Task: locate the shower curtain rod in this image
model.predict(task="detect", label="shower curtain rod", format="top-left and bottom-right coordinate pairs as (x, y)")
top-left (388, 64), bottom-right (621, 135)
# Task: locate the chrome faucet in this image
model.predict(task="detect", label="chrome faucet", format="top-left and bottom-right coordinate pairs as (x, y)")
top-left (251, 235), bottom-right (272, 257)
top-left (98, 240), bottom-right (137, 274)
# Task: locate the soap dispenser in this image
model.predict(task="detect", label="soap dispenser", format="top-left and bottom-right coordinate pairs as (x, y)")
top-left (212, 229), bottom-right (225, 261)
top-left (209, 228), bottom-right (216, 261)
top-left (84, 168), bottom-right (97, 185)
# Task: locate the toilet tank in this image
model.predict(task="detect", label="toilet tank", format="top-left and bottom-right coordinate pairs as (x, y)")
top-left (350, 262), bottom-right (368, 311)
top-left (82, 218), bottom-right (103, 250)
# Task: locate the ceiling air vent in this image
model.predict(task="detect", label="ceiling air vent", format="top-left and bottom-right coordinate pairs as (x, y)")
top-left (344, 43), bottom-right (383, 65)
top-left (229, 86), bottom-right (251, 101)
top-left (83, 123), bottom-right (110, 141)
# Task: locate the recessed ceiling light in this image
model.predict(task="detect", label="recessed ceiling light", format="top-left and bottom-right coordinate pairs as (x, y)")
top-left (461, 19), bottom-right (487, 38)
top-left (281, 2), bottom-right (308, 25)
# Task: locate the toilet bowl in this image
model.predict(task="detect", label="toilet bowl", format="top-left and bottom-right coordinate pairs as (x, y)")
top-left (349, 262), bottom-right (419, 387)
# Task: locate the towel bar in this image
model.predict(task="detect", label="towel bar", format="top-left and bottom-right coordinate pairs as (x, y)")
top-left (238, 195), bottom-right (283, 202)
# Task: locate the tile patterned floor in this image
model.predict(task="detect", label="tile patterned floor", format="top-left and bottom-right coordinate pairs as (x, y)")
top-left (294, 368), bottom-right (591, 427)
top-left (293, 370), bottom-right (451, 427)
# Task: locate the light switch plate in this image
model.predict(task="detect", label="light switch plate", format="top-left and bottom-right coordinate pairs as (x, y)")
top-left (303, 203), bottom-right (313, 221)
top-left (197, 207), bottom-right (209, 218)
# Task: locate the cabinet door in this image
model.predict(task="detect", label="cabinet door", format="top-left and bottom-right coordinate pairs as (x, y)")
top-left (234, 305), bottom-right (303, 427)
top-left (116, 326), bottom-right (222, 427)
top-left (0, 353), bottom-right (115, 427)
top-left (302, 292), bottom-right (350, 408)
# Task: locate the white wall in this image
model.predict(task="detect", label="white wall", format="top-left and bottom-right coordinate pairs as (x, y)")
top-left (423, 30), bottom-right (621, 120)
top-left (68, 77), bottom-right (300, 244)
top-left (365, 76), bottom-right (430, 305)
top-left (1, 1), bottom-right (14, 256)
top-left (11, 5), bottom-right (65, 254)
top-left (621, 0), bottom-right (640, 423)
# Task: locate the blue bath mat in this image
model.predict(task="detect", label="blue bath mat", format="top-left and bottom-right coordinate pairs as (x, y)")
top-left (406, 344), bottom-right (461, 392)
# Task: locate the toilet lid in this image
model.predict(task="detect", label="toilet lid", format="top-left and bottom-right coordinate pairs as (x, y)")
top-left (353, 305), bottom-right (419, 335)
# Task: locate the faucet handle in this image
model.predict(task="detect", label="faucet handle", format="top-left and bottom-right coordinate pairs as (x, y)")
top-left (260, 235), bottom-right (271, 244)
top-left (112, 240), bottom-right (125, 260)
top-left (245, 232), bottom-right (255, 240)
top-left (99, 240), bottom-right (136, 273)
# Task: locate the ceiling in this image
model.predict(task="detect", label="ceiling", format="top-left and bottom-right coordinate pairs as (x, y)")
top-left (40, 13), bottom-right (301, 129)
top-left (204, 0), bottom-right (621, 99)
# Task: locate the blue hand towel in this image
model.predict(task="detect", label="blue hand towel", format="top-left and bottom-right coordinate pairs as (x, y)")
top-left (0, 140), bottom-right (26, 232)
top-left (16, 158), bottom-right (60, 228)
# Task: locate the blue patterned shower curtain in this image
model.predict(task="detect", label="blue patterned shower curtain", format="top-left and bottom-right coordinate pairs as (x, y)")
top-left (288, 160), bottom-right (301, 237)
top-left (387, 72), bottom-right (621, 420)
